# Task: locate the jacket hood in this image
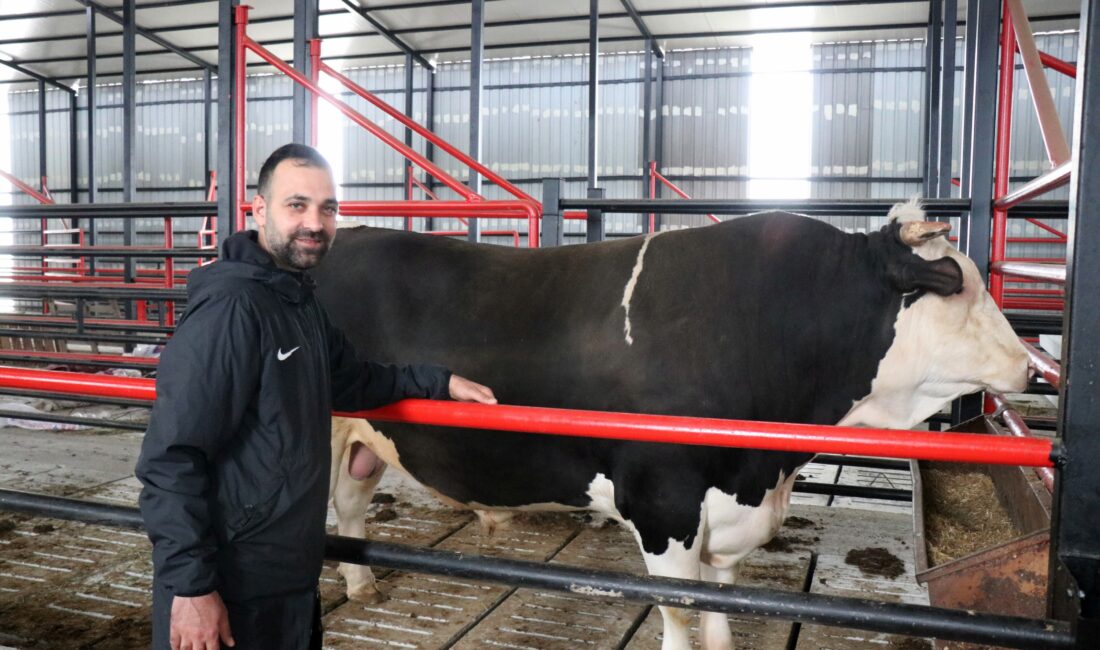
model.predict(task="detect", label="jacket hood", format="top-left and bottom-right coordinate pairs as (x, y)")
top-left (188, 230), bottom-right (315, 304)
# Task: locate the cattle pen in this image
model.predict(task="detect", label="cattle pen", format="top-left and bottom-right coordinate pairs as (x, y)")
top-left (1, 1), bottom-right (1098, 649)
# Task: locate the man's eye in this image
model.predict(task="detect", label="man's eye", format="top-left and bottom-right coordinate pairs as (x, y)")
top-left (289, 202), bottom-right (304, 209)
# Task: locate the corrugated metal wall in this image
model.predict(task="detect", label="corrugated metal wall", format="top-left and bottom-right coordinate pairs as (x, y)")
top-left (1, 34), bottom-right (1076, 254)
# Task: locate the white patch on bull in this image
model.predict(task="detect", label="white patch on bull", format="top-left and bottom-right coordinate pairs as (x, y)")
top-left (621, 233), bottom-right (658, 346)
top-left (699, 469), bottom-right (800, 569)
top-left (839, 203), bottom-right (1029, 429)
top-left (887, 196), bottom-right (925, 224)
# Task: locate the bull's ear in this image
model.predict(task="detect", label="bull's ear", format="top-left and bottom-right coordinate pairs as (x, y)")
top-left (888, 256), bottom-right (964, 296)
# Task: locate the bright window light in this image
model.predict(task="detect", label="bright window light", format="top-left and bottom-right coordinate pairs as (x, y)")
top-left (748, 35), bottom-right (812, 199)
top-left (315, 74), bottom-right (345, 218)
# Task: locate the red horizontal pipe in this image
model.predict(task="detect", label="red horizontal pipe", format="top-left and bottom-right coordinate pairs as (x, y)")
top-left (0, 366), bottom-right (1056, 468)
top-left (1003, 298), bottom-right (1065, 310)
top-left (1004, 288), bottom-right (1064, 296)
top-left (0, 315), bottom-right (171, 329)
top-left (563, 211), bottom-right (589, 220)
top-left (1037, 50), bottom-right (1077, 78)
top-left (1022, 340), bottom-right (1061, 388)
top-left (988, 393), bottom-right (1055, 493)
top-left (341, 401), bottom-right (1057, 467)
top-left (336, 200), bottom-right (537, 220)
top-left (0, 350), bottom-right (158, 366)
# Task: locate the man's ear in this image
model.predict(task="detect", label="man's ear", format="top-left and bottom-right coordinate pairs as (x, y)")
top-left (252, 193), bottom-right (267, 227)
top-left (888, 256), bottom-right (964, 296)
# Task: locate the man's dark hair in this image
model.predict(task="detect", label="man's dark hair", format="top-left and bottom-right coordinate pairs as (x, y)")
top-left (257, 143), bottom-right (332, 198)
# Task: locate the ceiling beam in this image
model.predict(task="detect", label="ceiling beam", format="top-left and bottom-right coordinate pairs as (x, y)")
top-left (341, 0), bottom-right (434, 71)
top-left (0, 59), bottom-right (74, 94)
top-left (72, 0), bottom-right (213, 71)
top-left (619, 0), bottom-right (664, 59)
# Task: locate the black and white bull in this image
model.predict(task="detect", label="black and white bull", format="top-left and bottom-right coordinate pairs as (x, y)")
top-left (317, 201), bottom-right (1029, 650)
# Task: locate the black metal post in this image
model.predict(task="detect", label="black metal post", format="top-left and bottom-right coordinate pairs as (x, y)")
top-left (937, 0), bottom-right (958, 198)
top-left (203, 68), bottom-right (213, 182)
top-left (953, 0), bottom-right (1001, 425)
top-left (122, 0), bottom-right (136, 317)
top-left (586, 187), bottom-right (605, 242)
top-left (425, 69), bottom-right (435, 231)
top-left (923, 0), bottom-right (943, 198)
top-left (1051, 2), bottom-right (1100, 645)
top-left (653, 54), bottom-right (664, 232)
top-left (85, 4), bottom-right (97, 210)
top-left (642, 39), bottom-right (653, 233)
top-left (217, 0), bottom-right (239, 246)
top-left (587, 0), bottom-right (600, 191)
top-left (958, 0), bottom-right (981, 197)
top-left (541, 178), bottom-right (563, 247)
top-left (37, 80), bottom-right (47, 192)
top-left (68, 92), bottom-right (79, 205)
top-left (467, 0), bottom-right (484, 243)
top-left (292, 0), bottom-right (318, 145)
top-left (404, 52), bottom-right (414, 228)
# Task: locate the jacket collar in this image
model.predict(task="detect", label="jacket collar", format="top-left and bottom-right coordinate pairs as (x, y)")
top-left (220, 230), bottom-right (315, 303)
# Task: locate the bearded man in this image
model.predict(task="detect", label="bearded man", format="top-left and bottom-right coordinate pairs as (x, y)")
top-left (136, 143), bottom-right (496, 650)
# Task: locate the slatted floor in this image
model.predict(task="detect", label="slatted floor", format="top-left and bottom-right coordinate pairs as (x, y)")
top-left (0, 424), bottom-right (932, 649)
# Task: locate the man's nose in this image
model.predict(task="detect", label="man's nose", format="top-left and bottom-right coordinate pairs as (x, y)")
top-left (301, 205), bottom-right (324, 230)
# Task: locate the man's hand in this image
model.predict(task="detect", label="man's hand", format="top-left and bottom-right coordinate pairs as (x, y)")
top-left (170, 591), bottom-right (235, 650)
top-left (448, 375), bottom-right (497, 404)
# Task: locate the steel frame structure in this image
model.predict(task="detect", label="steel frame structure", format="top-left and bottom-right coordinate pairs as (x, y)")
top-left (0, 0), bottom-right (1097, 646)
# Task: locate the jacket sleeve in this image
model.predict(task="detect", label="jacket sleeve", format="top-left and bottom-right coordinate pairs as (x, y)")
top-left (135, 292), bottom-right (261, 597)
top-left (324, 313), bottom-right (451, 412)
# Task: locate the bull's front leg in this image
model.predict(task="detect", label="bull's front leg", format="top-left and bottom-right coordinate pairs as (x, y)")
top-left (699, 563), bottom-right (739, 650)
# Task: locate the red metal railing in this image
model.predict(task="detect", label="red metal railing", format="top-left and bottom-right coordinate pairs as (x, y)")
top-left (0, 364), bottom-right (1058, 468)
top-left (988, 392), bottom-right (1056, 492)
top-left (233, 9), bottom-right (542, 246)
top-left (649, 161), bottom-right (720, 225)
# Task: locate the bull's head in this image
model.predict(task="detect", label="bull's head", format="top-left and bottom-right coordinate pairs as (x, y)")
top-left (840, 200), bottom-right (1030, 429)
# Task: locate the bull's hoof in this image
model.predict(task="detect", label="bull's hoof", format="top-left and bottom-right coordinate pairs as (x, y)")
top-left (347, 583), bottom-right (388, 604)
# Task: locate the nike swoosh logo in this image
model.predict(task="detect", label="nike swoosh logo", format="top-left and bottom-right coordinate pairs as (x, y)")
top-left (277, 347), bottom-right (300, 361)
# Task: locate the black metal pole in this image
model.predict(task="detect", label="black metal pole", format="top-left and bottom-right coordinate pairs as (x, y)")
top-left (68, 93), bottom-right (79, 205)
top-left (541, 178), bottom-right (563, 247)
top-left (292, 0), bottom-right (318, 145)
top-left (953, 0), bottom-right (1001, 426)
top-left (122, 0), bottom-right (136, 321)
top-left (958, 0), bottom-right (980, 198)
top-left (217, 0), bottom-right (239, 246)
top-left (203, 68), bottom-right (213, 185)
top-left (0, 491), bottom-right (1075, 649)
top-left (556, 197), bottom-right (974, 216)
top-left (586, 187), bottom-right (605, 242)
top-left (653, 54), bottom-right (664, 232)
top-left (467, 0), bottom-right (484, 243)
top-left (937, 0), bottom-right (958, 198)
top-left (425, 67), bottom-right (435, 231)
top-left (587, 0), bottom-right (599, 192)
top-left (38, 80), bottom-right (47, 192)
top-left (923, 0), bottom-right (943, 199)
top-left (404, 51), bottom-right (414, 227)
top-left (0, 410), bottom-right (147, 431)
top-left (642, 39), bottom-right (653, 234)
top-left (1051, 1), bottom-right (1100, 644)
top-left (86, 4), bottom-right (98, 273)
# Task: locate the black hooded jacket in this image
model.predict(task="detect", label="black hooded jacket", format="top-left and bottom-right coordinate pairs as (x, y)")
top-left (135, 231), bottom-right (450, 602)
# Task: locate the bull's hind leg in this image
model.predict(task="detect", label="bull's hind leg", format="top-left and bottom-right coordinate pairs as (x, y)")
top-left (637, 537), bottom-right (703, 650)
top-left (331, 418), bottom-right (389, 603)
top-left (699, 563), bottom-right (739, 650)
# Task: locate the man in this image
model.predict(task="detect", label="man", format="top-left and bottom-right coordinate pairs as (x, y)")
top-left (136, 143), bottom-right (496, 650)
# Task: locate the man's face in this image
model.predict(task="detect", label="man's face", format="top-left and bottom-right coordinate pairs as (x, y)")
top-left (252, 159), bottom-right (338, 271)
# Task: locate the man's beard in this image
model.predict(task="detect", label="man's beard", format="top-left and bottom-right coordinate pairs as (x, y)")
top-left (265, 224), bottom-right (331, 270)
